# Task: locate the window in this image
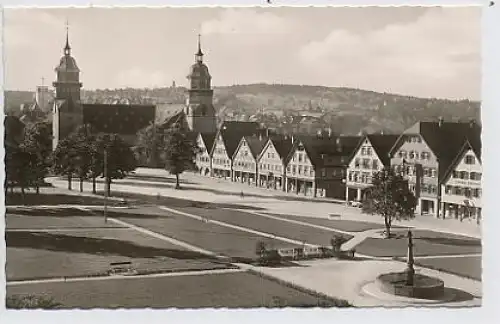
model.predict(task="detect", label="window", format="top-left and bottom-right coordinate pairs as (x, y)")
top-left (298, 165), bottom-right (303, 174)
top-left (409, 151), bottom-right (415, 159)
top-left (362, 159), bottom-right (370, 169)
top-left (460, 171), bottom-right (467, 179)
top-left (367, 147), bottom-right (372, 155)
top-left (452, 171), bottom-right (459, 178)
top-left (298, 154), bottom-right (303, 162)
top-left (355, 158), bottom-right (360, 168)
top-left (354, 173), bottom-right (359, 182)
top-left (445, 185), bottom-right (452, 194)
top-left (431, 169), bottom-right (437, 178)
top-left (287, 165), bottom-right (291, 172)
top-left (321, 168), bottom-right (326, 178)
top-left (304, 166), bottom-right (309, 174)
top-left (349, 172), bottom-right (354, 182)
top-left (361, 147), bottom-right (366, 155)
top-left (465, 155), bottom-right (476, 165)
top-left (292, 165), bottom-right (296, 174)
top-left (474, 188), bottom-right (482, 198)
top-left (372, 160), bottom-right (379, 170)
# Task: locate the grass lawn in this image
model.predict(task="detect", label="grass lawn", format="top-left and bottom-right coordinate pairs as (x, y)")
top-left (355, 231), bottom-right (481, 257)
top-left (5, 191), bottom-right (124, 206)
top-left (7, 271), bottom-right (349, 308)
top-left (6, 212), bottom-right (228, 280)
top-left (6, 212), bottom-right (119, 230)
top-left (180, 207), bottom-right (353, 246)
top-left (414, 256), bottom-right (482, 281)
top-left (264, 212), bottom-right (389, 232)
top-left (101, 206), bottom-right (299, 262)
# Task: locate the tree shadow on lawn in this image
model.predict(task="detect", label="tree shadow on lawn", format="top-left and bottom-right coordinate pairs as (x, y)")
top-left (6, 231), bottom-right (214, 261)
top-left (96, 191), bottom-right (267, 211)
top-left (5, 192), bottom-right (123, 207)
top-left (7, 208), bottom-right (166, 220)
top-left (416, 236), bottom-right (481, 248)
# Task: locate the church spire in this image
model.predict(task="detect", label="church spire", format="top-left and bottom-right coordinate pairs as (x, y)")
top-left (195, 34), bottom-right (203, 63)
top-left (64, 19), bottom-right (71, 56)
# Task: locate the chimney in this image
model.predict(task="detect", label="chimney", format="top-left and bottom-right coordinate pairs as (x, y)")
top-left (438, 116), bottom-right (444, 127)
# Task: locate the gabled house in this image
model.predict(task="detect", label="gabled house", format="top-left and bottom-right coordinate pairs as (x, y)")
top-left (195, 132), bottom-right (216, 176)
top-left (346, 134), bottom-right (399, 203)
top-left (440, 138), bottom-right (482, 221)
top-left (388, 119), bottom-right (481, 217)
top-left (210, 121), bottom-right (262, 179)
top-left (232, 135), bottom-right (267, 185)
top-left (285, 134), bottom-right (360, 198)
top-left (257, 135), bottom-right (294, 191)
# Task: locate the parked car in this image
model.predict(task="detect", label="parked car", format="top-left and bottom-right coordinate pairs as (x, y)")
top-left (350, 200), bottom-right (363, 208)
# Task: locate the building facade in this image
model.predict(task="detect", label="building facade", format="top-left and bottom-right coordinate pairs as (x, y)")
top-left (389, 120), bottom-right (481, 218)
top-left (232, 136), bottom-right (265, 186)
top-left (346, 134), bottom-right (399, 203)
top-left (257, 136), bottom-right (293, 191)
top-left (441, 141), bottom-right (482, 221)
top-left (211, 132), bottom-right (232, 179)
top-left (195, 133), bottom-right (215, 176)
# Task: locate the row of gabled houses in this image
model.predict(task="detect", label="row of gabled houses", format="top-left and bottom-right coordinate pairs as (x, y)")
top-left (194, 119), bottom-right (482, 222)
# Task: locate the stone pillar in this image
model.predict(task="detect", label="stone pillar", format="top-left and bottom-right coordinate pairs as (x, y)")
top-left (231, 170), bottom-right (235, 182)
top-left (313, 180), bottom-right (317, 198)
top-left (356, 188), bottom-right (362, 201)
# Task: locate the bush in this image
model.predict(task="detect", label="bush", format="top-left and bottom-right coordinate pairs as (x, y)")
top-left (6, 295), bottom-right (61, 309)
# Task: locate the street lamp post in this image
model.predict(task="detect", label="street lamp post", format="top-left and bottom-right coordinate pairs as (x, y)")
top-left (104, 148), bottom-right (108, 223)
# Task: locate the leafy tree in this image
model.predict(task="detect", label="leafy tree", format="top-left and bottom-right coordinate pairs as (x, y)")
top-left (70, 125), bottom-right (98, 192)
top-left (135, 123), bottom-right (163, 167)
top-left (5, 144), bottom-right (30, 196)
top-left (52, 137), bottom-right (79, 191)
top-left (330, 235), bottom-right (348, 253)
top-left (161, 123), bottom-right (199, 189)
top-left (364, 168), bottom-right (417, 238)
top-left (97, 133), bottom-right (137, 196)
top-left (20, 122), bottom-right (52, 194)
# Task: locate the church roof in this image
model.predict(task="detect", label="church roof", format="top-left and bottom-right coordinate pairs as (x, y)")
top-left (188, 62), bottom-right (211, 79)
top-left (82, 103), bottom-right (156, 136)
top-left (56, 55), bottom-right (80, 72)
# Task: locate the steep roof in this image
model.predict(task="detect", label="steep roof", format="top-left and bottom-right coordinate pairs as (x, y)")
top-left (441, 138), bottom-right (482, 183)
top-left (269, 135), bottom-right (294, 160)
top-left (200, 132), bottom-right (216, 152)
top-left (351, 134), bottom-right (400, 167)
top-left (287, 135), bottom-right (361, 167)
top-left (244, 135), bottom-right (268, 159)
top-left (389, 120), bottom-right (481, 181)
top-left (216, 121), bottom-right (262, 157)
top-left (82, 103), bottom-right (155, 136)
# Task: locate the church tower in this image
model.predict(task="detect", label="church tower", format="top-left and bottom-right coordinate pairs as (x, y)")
top-left (185, 35), bottom-right (217, 134)
top-left (52, 22), bottom-right (83, 150)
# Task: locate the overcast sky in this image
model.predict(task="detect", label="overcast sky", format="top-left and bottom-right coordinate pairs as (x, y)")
top-left (3, 6), bottom-right (481, 100)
